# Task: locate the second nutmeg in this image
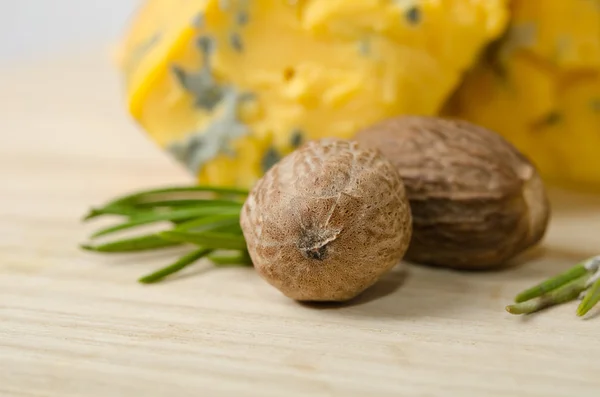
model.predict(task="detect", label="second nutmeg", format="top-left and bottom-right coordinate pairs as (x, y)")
top-left (354, 115), bottom-right (551, 270)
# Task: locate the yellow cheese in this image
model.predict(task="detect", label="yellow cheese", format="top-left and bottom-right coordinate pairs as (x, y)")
top-left (120, 0), bottom-right (509, 189)
top-left (445, 0), bottom-right (600, 190)
top-left (509, 0), bottom-right (600, 70)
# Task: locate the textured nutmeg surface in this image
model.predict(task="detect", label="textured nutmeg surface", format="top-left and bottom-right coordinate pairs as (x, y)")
top-left (354, 115), bottom-right (551, 270)
top-left (240, 138), bottom-right (412, 302)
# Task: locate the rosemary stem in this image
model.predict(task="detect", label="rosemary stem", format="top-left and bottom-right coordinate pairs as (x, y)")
top-left (506, 273), bottom-right (591, 315)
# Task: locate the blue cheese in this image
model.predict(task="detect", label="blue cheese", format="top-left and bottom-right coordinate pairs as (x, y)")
top-left (121, 0), bottom-right (510, 188)
top-left (168, 88), bottom-right (251, 174)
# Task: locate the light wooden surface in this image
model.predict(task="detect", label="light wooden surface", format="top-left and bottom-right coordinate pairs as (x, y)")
top-left (1, 50), bottom-right (600, 397)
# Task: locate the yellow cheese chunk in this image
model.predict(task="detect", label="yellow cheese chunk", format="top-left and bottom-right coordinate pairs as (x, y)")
top-left (445, 0), bottom-right (600, 190)
top-left (120, 0), bottom-right (509, 189)
top-left (509, 0), bottom-right (600, 69)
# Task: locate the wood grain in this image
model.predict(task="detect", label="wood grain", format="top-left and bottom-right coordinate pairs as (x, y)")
top-left (1, 50), bottom-right (599, 397)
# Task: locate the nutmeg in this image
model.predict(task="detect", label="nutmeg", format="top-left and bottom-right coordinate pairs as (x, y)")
top-left (354, 115), bottom-right (551, 270)
top-left (240, 138), bottom-right (412, 301)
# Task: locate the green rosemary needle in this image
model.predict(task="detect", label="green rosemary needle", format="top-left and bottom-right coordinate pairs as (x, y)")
top-left (139, 248), bottom-right (214, 284)
top-left (159, 231), bottom-right (248, 250)
top-left (209, 251), bottom-right (252, 266)
top-left (514, 263), bottom-right (589, 303)
top-left (81, 234), bottom-right (182, 253)
top-left (90, 206), bottom-right (242, 238)
top-left (87, 185), bottom-right (248, 216)
top-left (577, 275), bottom-right (600, 316)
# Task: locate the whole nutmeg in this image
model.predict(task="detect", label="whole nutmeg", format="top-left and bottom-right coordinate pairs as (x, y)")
top-left (354, 115), bottom-right (551, 270)
top-left (240, 138), bottom-right (412, 302)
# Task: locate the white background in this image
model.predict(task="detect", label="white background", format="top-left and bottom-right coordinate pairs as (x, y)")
top-left (0, 0), bottom-right (141, 62)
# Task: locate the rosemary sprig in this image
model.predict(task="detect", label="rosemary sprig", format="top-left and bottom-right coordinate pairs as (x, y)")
top-left (80, 184), bottom-right (253, 283)
top-left (506, 255), bottom-right (600, 317)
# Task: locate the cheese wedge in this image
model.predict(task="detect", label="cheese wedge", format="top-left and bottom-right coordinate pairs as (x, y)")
top-left (119, 0), bottom-right (509, 188)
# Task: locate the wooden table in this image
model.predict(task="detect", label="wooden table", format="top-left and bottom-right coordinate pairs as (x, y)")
top-left (1, 50), bottom-right (599, 397)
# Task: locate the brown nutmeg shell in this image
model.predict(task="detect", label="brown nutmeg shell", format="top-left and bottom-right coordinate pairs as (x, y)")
top-left (354, 116), bottom-right (551, 270)
top-left (240, 138), bottom-right (412, 302)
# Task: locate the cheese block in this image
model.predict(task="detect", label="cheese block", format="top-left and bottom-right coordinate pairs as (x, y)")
top-left (445, 0), bottom-right (600, 190)
top-left (119, 0), bottom-right (509, 189)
